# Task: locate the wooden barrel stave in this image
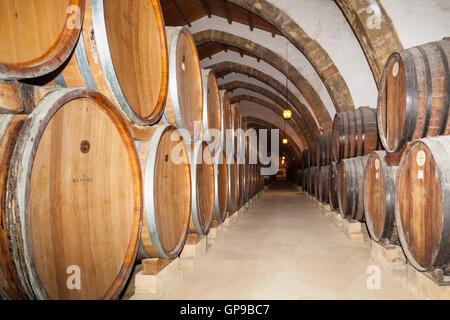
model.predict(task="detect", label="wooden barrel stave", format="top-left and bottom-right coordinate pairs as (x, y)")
top-left (328, 162), bottom-right (339, 211)
top-left (318, 166), bottom-right (329, 203)
top-left (212, 150), bottom-right (229, 223)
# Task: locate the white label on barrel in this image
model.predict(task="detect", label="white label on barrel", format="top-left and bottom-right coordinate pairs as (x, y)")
top-left (376, 172), bottom-right (379, 180)
top-left (418, 170), bottom-right (424, 180)
top-left (392, 62), bottom-right (399, 77)
top-left (416, 150), bottom-right (426, 167)
top-left (375, 158), bottom-right (380, 170)
top-left (182, 62), bottom-right (186, 72)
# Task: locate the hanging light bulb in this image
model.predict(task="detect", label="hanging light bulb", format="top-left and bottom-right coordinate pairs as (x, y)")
top-left (283, 110), bottom-right (292, 120)
top-left (282, 138), bottom-right (288, 144)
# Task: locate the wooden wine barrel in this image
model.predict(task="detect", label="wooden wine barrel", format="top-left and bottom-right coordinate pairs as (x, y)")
top-left (302, 149), bottom-right (310, 169)
top-left (244, 161), bottom-right (251, 201)
top-left (337, 155), bottom-right (369, 220)
top-left (2, 88), bottom-right (142, 300)
top-left (221, 90), bottom-right (233, 155)
top-left (212, 150), bottom-right (229, 223)
top-left (377, 39), bottom-right (450, 153)
top-left (187, 140), bottom-right (214, 235)
top-left (232, 104), bottom-right (242, 159)
top-left (137, 124), bottom-right (191, 260)
top-left (238, 162), bottom-right (245, 208)
top-left (332, 107), bottom-right (380, 161)
top-left (316, 134), bottom-right (332, 166)
top-left (395, 136), bottom-right (450, 271)
top-left (308, 142), bottom-right (317, 167)
top-left (30, 0), bottom-right (169, 126)
top-left (227, 154), bottom-right (238, 213)
top-left (163, 26), bottom-right (203, 142)
top-left (202, 69), bottom-right (221, 145)
top-left (0, 0), bottom-right (85, 80)
top-left (364, 151), bottom-right (398, 243)
top-left (309, 167), bottom-right (318, 196)
top-left (328, 162), bottom-right (339, 211)
top-left (318, 166), bottom-right (330, 203)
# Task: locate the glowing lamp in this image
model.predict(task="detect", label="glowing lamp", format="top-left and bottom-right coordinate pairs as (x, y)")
top-left (282, 138), bottom-right (288, 144)
top-left (283, 110), bottom-right (292, 119)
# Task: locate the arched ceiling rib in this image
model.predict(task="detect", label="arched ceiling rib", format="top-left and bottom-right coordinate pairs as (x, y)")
top-left (220, 80), bottom-right (314, 142)
top-left (226, 0), bottom-right (355, 113)
top-left (193, 30), bottom-right (333, 132)
top-left (231, 94), bottom-right (309, 148)
top-left (335, 0), bottom-right (403, 86)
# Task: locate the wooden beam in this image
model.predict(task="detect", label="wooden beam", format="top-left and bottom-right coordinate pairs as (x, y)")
top-left (223, 43), bottom-right (228, 53)
top-left (271, 25), bottom-right (276, 38)
top-left (238, 48), bottom-right (244, 58)
top-left (222, 0), bottom-right (232, 25)
top-left (200, 0), bottom-right (212, 18)
top-left (172, 0), bottom-right (192, 27)
top-left (248, 11), bottom-right (254, 31)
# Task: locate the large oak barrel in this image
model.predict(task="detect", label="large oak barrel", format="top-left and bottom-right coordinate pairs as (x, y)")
top-left (202, 69), bottom-right (221, 145)
top-left (137, 124), bottom-right (191, 259)
top-left (0, 0), bottom-right (85, 80)
top-left (337, 156), bottom-right (369, 220)
top-left (1, 88), bottom-right (142, 300)
top-left (187, 140), bottom-right (214, 235)
top-left (395, 136), bottom-right (450, 271)
top-left (244, 161), bottom-right (251, 201)
top-left (302, 149), bottom-right (310, 169)
top-left (163, 26), bottom-right (203, 142)
top-left (328, 162), bottom-right (339, 211)
top-left (318, 166), bottom-right (329, 203)
top-left (308, 142), bottom-right (317, 167)
top-left (232, 104), bottom-right (242, 159)
top-left (332, 107), bottom-right (380, 161)
top-left (378, 38), bottom-right (450, 153)
top-left (221, 90), bottom-right (233, 156)
top-left (316, 133), bottom-right (332, 166)
top-left (212, 150), bottom-right (229, 223)
top-left (363, 151), bottom-right (398, 243)
top-left (238, 162), bottom-right (245, 208)
top-left (227, 154), bottom-right (238, 213)
top-left (33, 0), bottom-right (169, 126)
top-left (309, 167), bottom-right (318, 196)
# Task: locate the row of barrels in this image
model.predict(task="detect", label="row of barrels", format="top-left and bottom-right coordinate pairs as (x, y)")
top-left (0, 0), bottom-right (264, 300)
top-left (297, 37), bottom-right (450, 275)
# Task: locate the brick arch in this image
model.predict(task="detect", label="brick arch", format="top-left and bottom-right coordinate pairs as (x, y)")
top-left (208, 61), bottom-right (319, 139)
top-left (335, 0), bottom-right (403, 86)
top-left (221, 80), bottom-right (314, 143)
top-left (193, 30), bottom-right (333, 132)
top-left (231, 94), bottom-right (310, 148)
top-left (244, 116), bottom-right (303, 159)
top-left (226, 0), bottom-right (355, 114)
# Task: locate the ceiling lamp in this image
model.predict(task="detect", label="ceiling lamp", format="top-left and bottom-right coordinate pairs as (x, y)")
top-left (282, 138), bottom-right (288, 144)
top-left (283, 110), bottom-right (292, 120)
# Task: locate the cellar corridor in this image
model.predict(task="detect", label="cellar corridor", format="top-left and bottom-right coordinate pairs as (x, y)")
top-left (132, 182), bottom-right (411, 300)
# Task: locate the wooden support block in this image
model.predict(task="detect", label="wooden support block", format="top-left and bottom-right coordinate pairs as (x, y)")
top-left (333, 212), bottom-right (344, 229)
top-left (370, 240), bottom-right (406, 280)
top-left (341, 219), bottom-right (364, 242)
top-left (207, 221), bottom-right (224, 248)
top-left (142, 258), bottom-right (175, 275)
top-left (403, 263), bottom-right (450, 299)
top-left (180, 234), bottom-right (207, 258)
top-left (134, 258), bottom-right (183, 298)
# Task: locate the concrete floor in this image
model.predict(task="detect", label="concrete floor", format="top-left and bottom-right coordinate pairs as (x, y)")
top-left (150, 181), bottom-right (413, 300)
